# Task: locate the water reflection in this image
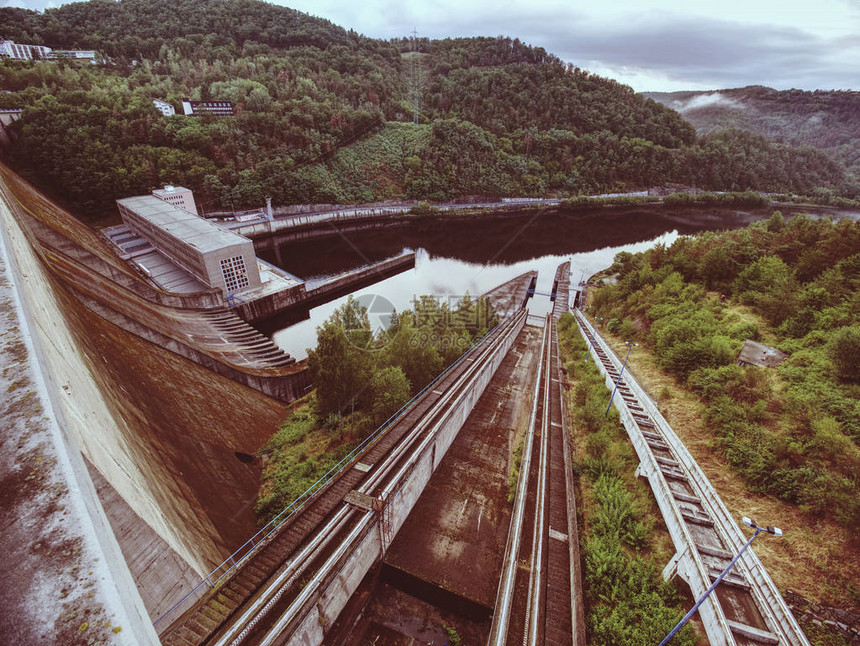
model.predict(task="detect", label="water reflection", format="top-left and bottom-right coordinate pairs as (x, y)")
top-left (260, 206), bottom-right (844, 360)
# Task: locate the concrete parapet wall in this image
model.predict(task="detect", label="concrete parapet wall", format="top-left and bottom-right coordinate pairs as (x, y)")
top-left (247, 214), bottom-right (405, 250)
top-left (230, 281), bottom-right (307, 323)
top-left (289, 311), bottom-right (526, 644)
top-left (304, 253), bottom-right (416, 304)
top-left (71, 288), bottom-right (311, 402)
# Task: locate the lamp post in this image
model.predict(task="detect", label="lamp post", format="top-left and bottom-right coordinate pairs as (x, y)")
top-left (659, 517), bottom-right (783, 646)
top-left (605, 341), bottom-right (637, 415)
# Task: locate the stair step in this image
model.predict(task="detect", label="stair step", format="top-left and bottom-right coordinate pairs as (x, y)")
top-left (681, 509), bottom-right (714, 527)
top-left (660, 466), bottom-right (688, 481)
top-left (726, 620), bottom-right (780, 644)
top-left (645, 438), bottom-right (669, 451)
top-left (672, 491), bottom-right (701, 505)
top-left (710, 568), bottom-right (751, 590)
top-left (696, 543), bottom-right (734, 560)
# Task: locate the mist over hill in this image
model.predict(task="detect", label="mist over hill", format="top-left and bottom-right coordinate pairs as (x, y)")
top-left (0, 0), bottom-right (854, 217)
top-left (646, 86), bottom-right (860, 183)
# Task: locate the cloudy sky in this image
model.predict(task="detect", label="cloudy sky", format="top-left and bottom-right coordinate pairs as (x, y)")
top-left (5, 0), bottom-right (859, 92)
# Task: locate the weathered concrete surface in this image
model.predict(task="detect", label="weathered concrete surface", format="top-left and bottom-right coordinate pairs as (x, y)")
top-left (0, 202), bottom-right (155, 644)
top-left (0, 165), bottom-right (292, 624)
top-left (86, 461), bottom-right (203, 623)
top-left (482, 270), bottom-right (537, 317)
top-left (357, 583), bottom-right (489, 645)
top-left (361, 325), bottom-right (542, 641)
top-left (552, 260), bottom-right (571, 317)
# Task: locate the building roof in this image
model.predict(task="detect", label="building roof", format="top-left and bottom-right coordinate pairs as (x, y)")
top-left (737, 339), bottom-right (788, 368)
top-left (116, 195), bottom-right (249, 254)
top-left (152, 184), bottom-right (190, 197)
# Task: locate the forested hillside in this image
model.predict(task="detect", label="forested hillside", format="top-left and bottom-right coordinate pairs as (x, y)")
top-left (0, 0), bottom-right (853, 220)
top-left (589, 214), bottom-right (860, 534)
top-left (646, 86), bottom-right (860, 184)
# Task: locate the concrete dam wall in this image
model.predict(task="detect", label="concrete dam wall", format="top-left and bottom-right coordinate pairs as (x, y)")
top-left (0, 167), bottom-right (290, 624)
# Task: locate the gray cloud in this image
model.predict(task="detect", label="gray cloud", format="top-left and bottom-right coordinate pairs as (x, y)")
top-left (390, 9), bottom-right (859, 90)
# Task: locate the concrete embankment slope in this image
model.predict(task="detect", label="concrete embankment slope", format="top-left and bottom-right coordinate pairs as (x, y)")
top-left (0, 170), bottom-right (294, 625)
top-left (0, 199), bottom-right (156, 644)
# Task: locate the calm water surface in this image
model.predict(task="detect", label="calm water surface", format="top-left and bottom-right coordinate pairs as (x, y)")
top-left (259, 206), bottom-right (853, 359)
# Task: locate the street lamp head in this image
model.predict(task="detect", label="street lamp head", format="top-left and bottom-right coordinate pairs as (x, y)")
top-left (625, 341), bottom-right (639, 347)
top-left (743, 517), bottom-right (783, 537)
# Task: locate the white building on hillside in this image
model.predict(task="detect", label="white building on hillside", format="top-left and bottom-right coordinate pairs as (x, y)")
top-left (0, 39), bottom-right (52, 60)
top-left (52, 49), bottom-right (96, 60)
top-left (152, 99), bottom-right (176, 117)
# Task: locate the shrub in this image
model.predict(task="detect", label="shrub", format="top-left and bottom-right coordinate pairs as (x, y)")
top-left (828, 326), bottom-right (860, 381)
top-left (409, 201), bottom-right (439, 216)
top-left (728, 321), bottom-right (760, 341)
top-left (689, 364), bottom-right (770, 404)
top-left (591, 473), bottom-right (649, 548)
top-left (370, 366), bottom-right (411, 424)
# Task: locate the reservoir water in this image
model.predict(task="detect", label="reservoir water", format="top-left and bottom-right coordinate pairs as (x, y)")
top-left (258, 206), bottom-right (853, 360)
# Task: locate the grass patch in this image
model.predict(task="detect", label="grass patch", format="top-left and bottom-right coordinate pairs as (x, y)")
top-left (507, 438), bottom-right (524, 503)
top-left (256, 396), bottom-right (370, 524)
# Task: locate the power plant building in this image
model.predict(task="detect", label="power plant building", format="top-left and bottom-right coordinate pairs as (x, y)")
top-left (116, 195), bottom-right (261, 295)
top-left (152, 184), bottom-right (197, 214)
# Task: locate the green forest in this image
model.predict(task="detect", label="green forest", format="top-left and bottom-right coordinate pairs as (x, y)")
top-left (0, 0), bottom-right (855, 221)
top-left (587, 214), bottom-right (860, 534)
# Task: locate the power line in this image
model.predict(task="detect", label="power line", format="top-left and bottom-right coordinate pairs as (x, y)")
top-left (411, 28), bottom-right (421, 126)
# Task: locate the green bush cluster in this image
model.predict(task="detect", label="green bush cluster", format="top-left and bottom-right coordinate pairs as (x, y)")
top-left (588, 215), bottom-right (860, 533)
top-left (308, 294), bottom-right (500, 420)
top-left (255, 405), bottom-right (357, 522)
top-left (561, 195), bottom-right (659, 209)
top-left (662, 190), bottom-right (768, 208)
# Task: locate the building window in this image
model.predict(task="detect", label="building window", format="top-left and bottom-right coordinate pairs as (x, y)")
top-left (220, 255), bottom-right (249, 292)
